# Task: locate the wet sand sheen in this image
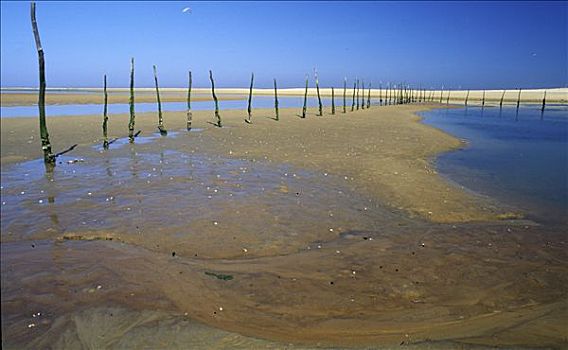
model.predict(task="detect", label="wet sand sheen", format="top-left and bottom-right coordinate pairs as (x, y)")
top-left (1, 104), bottom-right (567, 348)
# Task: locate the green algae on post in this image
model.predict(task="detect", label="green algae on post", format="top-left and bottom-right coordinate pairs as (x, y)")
top-left (128, 58), bottom-right (136, 142)
top-left (273, 78), bottom-right (279, 121)
top-left (301, 75), bottom-right (308, 118)
top-left (102, 74), bottom-right (109, 149)
top-left (186, 70), bottom-right (193, 131)
top-left (245, 72), bottom-right (254, 124)
top-left (31, 1), bottom-right (54, 164)
top-left (209, 70), bottom-right (222, 127)
top-left (153, 65), bottom-right (167, 136)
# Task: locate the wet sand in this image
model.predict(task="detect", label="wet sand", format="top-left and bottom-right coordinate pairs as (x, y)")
top-left (1, 104), bottom-right (567, 348)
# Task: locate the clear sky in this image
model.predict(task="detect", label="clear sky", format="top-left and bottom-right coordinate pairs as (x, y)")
top-left (1, 1), bottom-right (566, 89)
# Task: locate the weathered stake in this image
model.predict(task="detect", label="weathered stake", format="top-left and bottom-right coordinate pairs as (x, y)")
top-left (351, 80), bottom-right (356, 111)
top-left (541, 90), bottom-right (547, 113)
top-left (301, 75), bottom-right (308, 118)
top-left (343, 77), bottom-right (347, 113)
top-left (153, 65), bottom-right (167, 135)
top-left (315, 72), bottom-right (323, 116)
top-left (481, 90), bottom-right (486, 108)
top-left (446, 89), bottom-right (451, 105)
top-left (102, 74), bottom-right (109, 149)
top-left (31, 2), bottom-right (54, 164)
top-left (331, 87), bottom-right (335, 115)
top-left (361, 80), bottom-right (365, 109)
top-left (245, 72), bottom-right (254, 124)
top-left (273, 78), bottom-right (279, 120)
top-left (186, 70), bottom-right (193, 130)
top-left (356, 79), bottom-right (360, 110)
top-left (516, 88), bottom-right (522, 110)
top-left (209, 70), bottom-right (222, 127)
top-left (367, 83), bottom-right (371, 108)
top-left (465, 89), bottom-right (470, 106)
top-left (128, 58), bottom-right (136, 142)
top-left (499, 89), bottom-right (506, 109)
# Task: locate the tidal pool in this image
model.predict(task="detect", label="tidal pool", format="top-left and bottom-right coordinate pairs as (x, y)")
top-left (421, 105), bottom-right (568, 225)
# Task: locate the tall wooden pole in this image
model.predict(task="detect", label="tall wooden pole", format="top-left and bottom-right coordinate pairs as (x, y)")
top-left (541, 90), bottom-right (546, 113)
top-left (367, 83), bottom-right (371, 108)
top-left (31, 2), bottom-right (54, 164)
top-left (153, 65), bottom-right (167, 135)
top-left (481, 90), bottom-right (486, 108)
top-left (465, 89), bottom-right (470, 106)
top-left (102, 74), bottom-right (109, 149)
top-left (186, 71), bottom-right (193, 131)
top-left (351, 80), bottom-right (356, 111)
top-left (343, 77), bottom-right (347, 113)
top-left (331, 87), bottom-right (336, 115)
top-left (315, 70), bottom-right (323, 116)
top-left (273, 78), bottom-right (279, 121)
top-left (356, 79), bottom-right (360, 110)
top-left (499, 89), bottom-right (506, 109)
top-left (245, 72), bottom-right (254, 123)
top-left (361, 80), bottom-right (365, 109)
top-left (209, 70), bottom-right (221, 127)
top-left (516, 88), bottom-right (522, 110)
top-left (186, 71), bottom-right (192, 130)
top-left (446, 89), bottom-right (451, 105)
top-left (301, 75), bottom-right (308, 118)
top-left (128, 58), bottom-right (136, 142)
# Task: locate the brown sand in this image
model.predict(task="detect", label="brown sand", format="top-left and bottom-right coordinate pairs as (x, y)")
top-left (1, 104), bottom-right (566, 348)
top-left (0, 104), bottom-right (514, 223)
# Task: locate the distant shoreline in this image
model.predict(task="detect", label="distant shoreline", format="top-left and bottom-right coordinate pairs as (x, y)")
top-left (1, 87), bottom-right (566, 106)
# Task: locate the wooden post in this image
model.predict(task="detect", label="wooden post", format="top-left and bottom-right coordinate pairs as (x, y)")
top-left (343, 77), bottom-right (347, 113)
top-left (356, 79), bottom-right (360, 110)
top-left (31, 2), bottom-right (54, 164)
top-left (481, 90), bottom-right (486, 108)
top-left (379, 84), bottom-right (382, 105)
top-left (331, 87), bottom-right (336, 115)
top-left (245, 72), bottom-right (254, 123)
top-left (465, 89), bottom-right (470, 106)
top-left (439, 87), bottom-right (443, 103)
top-left (315, 70), bottom-right (323, 116)
top-left (301, 75), bottom-right (308, 118)
top-left (446, 89), bottom-right (450, 105)
top-left (541, 90), bottom-right (546, 113)
top-left (367, 83), bottom-right (371, 108)
top-left (128, 58), bottom-right (136, 142)
top-left (209, 70), bottom-right (222, 127)
top-left (273, 78), bottom-right (279, 121)
top-left (361, 80), bottom-right (365, 109)
top-left (186, 70), bottom-right (192, 130)
top-left (516, 88), bottom-right (522, 110)
top-left (153, 65), bottom-right (167, 135)
top-left (102, 74), bottom-right (109, 149)
top-left (351, 80), bottom-right (356, 111)
top-left (499, 89), bottom-right (506, 109)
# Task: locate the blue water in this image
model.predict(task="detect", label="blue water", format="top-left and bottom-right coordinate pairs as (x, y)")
top-left (0, 96), bottom-right (335, 118)
top-left (421, 105), bottom-right (568, 224)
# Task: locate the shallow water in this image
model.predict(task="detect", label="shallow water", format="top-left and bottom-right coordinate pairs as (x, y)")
top-left (0, 96), bottom-right (337, 118)
top-left (421, 105), bottom-right (568, 225)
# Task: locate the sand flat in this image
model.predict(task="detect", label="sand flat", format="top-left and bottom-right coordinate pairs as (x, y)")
top-left (1, 104), bottom-right (566, 348)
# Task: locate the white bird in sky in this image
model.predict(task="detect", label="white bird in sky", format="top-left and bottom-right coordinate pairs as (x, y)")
top-left (182, 7), bottom-right (192, 14)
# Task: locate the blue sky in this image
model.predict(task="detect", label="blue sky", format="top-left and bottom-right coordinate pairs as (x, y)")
top-left (1, 1), bottom-right (566, 89)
